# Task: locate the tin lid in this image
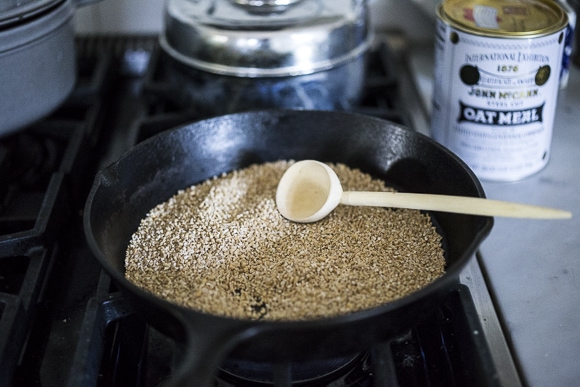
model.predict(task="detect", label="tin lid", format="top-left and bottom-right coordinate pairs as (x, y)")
top-left (160, 0), bottom-right (371, 77)
top-left (439, 0), bottom-right (568, 37)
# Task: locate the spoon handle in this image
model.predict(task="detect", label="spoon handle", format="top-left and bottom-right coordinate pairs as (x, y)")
top-left (340, 191), bottom-right (572, 219)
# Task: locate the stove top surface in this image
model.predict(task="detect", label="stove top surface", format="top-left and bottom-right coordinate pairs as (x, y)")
top-left (0, 35), bottom-right (513, 387)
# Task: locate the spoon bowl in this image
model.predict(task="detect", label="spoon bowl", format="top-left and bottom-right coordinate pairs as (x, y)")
top-left (275, 160), bottom-right (343, 223)
top-left (275, 160), bottom-right (572, 223)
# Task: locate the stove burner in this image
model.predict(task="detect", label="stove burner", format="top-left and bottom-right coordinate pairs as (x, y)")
top-left (218, 352), bottom-right (371, 386)
top-left (0, 134), bottom-right (58, 203)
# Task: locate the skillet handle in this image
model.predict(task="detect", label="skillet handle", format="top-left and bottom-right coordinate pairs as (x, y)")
top-left (163, 313), bottom-right (259, 387)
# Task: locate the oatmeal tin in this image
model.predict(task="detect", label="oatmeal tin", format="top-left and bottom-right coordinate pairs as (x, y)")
top-left (432, 0), bottom-right (568, 181)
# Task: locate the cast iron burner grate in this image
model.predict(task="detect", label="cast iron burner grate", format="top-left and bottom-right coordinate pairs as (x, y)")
top-left (0, 36), bottom-right (499, 387)
top-left (69, 277), bottom-right (496, 387)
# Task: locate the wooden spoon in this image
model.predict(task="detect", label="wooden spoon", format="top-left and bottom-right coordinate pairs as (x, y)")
top-left (275, 160), bottom-right (572, 223)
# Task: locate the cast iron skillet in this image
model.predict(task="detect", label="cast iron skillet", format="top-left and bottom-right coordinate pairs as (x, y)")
top-left (84, 110), bottom-right (493, 386)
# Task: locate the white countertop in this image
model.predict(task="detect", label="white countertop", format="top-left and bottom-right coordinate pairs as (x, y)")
top-left (477, 65), bottom-right (580, 387)
top-left (407, 43), bottom-right (580, 387)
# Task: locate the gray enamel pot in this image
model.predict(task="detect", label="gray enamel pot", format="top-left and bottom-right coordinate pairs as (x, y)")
top-left (0, 0), bottom-right (99, 137)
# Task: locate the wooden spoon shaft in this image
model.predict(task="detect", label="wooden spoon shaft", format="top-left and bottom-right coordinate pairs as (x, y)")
top-left (340, 191), bottom-right (572, 219)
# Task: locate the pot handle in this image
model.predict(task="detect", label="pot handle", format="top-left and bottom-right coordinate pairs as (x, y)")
top-left (74, 0), bottom-right (104, 8)
top-left (163, 312), bottom-right (261, 387)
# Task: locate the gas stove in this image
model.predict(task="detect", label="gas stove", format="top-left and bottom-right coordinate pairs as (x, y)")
top-left (0, 35), bottom-right (517, 387)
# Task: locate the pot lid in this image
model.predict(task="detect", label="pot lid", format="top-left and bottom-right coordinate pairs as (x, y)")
top-left (160, 0), bottom-right (372, 77)
top-left (0, 0), bottom-right (61, 28)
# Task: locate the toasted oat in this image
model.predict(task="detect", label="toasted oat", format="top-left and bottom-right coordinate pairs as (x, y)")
top-left (125, 161), bottom-right (445, 321)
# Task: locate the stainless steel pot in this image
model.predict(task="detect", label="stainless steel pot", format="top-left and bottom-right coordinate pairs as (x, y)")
top-left (0, 0), bottom-right (100, 137)
top-left (160, 0), bottom-right (372, 114)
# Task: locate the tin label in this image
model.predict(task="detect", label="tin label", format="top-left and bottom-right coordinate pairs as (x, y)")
top-left (431, 18), bottom-right (566, 181)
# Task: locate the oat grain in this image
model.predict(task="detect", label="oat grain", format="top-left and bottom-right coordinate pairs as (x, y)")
top-left (125, 161), bottom-right (445, 321)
